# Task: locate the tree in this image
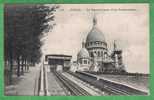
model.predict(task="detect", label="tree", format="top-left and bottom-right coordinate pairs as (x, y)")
top-left (4, 4), bottom-right (58, 84)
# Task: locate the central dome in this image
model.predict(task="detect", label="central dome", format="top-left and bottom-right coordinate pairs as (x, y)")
top-left (86, 27), bottom-right (106, 43)
top-left (86, 16), bottom-right (106, 43)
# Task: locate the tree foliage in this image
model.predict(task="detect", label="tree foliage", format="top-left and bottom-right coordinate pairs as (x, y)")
top-left (4, 4), bottom-right (58, 84)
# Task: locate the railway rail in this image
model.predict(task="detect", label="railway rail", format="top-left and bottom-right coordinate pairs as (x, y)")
top-left (68, 71), bottom-right (148, 95)
top-left (53, 70), bottom-right (91, 96)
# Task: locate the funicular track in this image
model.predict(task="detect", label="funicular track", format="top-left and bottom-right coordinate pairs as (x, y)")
top-left (68, 71), bottom-right (148, 95)
top-left (53, 70), bottom-right (91, 96)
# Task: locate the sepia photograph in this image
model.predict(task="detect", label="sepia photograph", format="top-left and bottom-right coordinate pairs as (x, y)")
top-left (4, 4), bottom-right (149, 96)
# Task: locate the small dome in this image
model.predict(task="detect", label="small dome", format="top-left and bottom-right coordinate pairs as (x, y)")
top-left (77, 48), bottom-right (89, 59)
top-left (86, 27), bottom-right (106, 43)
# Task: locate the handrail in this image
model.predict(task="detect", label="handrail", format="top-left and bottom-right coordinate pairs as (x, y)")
top-left (34, 67), bottom-right (41, 95)
top-left (39, 65), bottom-right (44, 96)
top-left (44, 64), bottom-right (50, 96)
top-left (37, 64), bottom-right (50, 96)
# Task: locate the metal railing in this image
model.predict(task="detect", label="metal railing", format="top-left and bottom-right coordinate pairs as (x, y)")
top-left (34, 64), bottom-right (50, 96)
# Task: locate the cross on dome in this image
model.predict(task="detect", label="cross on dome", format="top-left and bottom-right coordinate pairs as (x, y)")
top-left (93, 15), bottom-right (97, 26)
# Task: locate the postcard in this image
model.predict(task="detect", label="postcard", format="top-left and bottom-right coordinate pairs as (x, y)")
top-left (3, 3), bottom-right (150, 97)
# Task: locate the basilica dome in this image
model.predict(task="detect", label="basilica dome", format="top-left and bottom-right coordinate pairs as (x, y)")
top-left (85, 16), bottom-right (107, 49)
top-left (86, 27), bottom-right (106, 43)
top-left (77, 48), bottom-right (89, 59)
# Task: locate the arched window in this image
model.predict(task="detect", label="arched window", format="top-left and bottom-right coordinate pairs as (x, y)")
top-left (98, 51), bottom-right (100, 57)
top-left (98, 42), bottom-right (100, 45)
top-left (80, 59), bottom-right (82, 64)
top-left (101, 51), bottom-right (103, 56)
top-left (88, 61), bottom-right (90, 64)
top-left (84, 59), bottom-right (87, 64)
top-left (94, 51), bottom-right (97, 56)
top-left (95, 41), bottom-right (97, 45)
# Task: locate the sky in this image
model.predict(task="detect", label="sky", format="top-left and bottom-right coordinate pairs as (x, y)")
top-left (41, 4), bottom-right (149, 73)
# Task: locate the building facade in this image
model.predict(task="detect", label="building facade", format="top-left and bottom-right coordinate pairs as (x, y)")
top-left (45, 54), bottom-right (72, 71)
top-left (76, 17), bottom-right (125, 73)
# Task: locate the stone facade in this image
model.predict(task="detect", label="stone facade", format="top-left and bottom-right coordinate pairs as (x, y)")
top-left (76, 16), bottom-right (125, 73)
